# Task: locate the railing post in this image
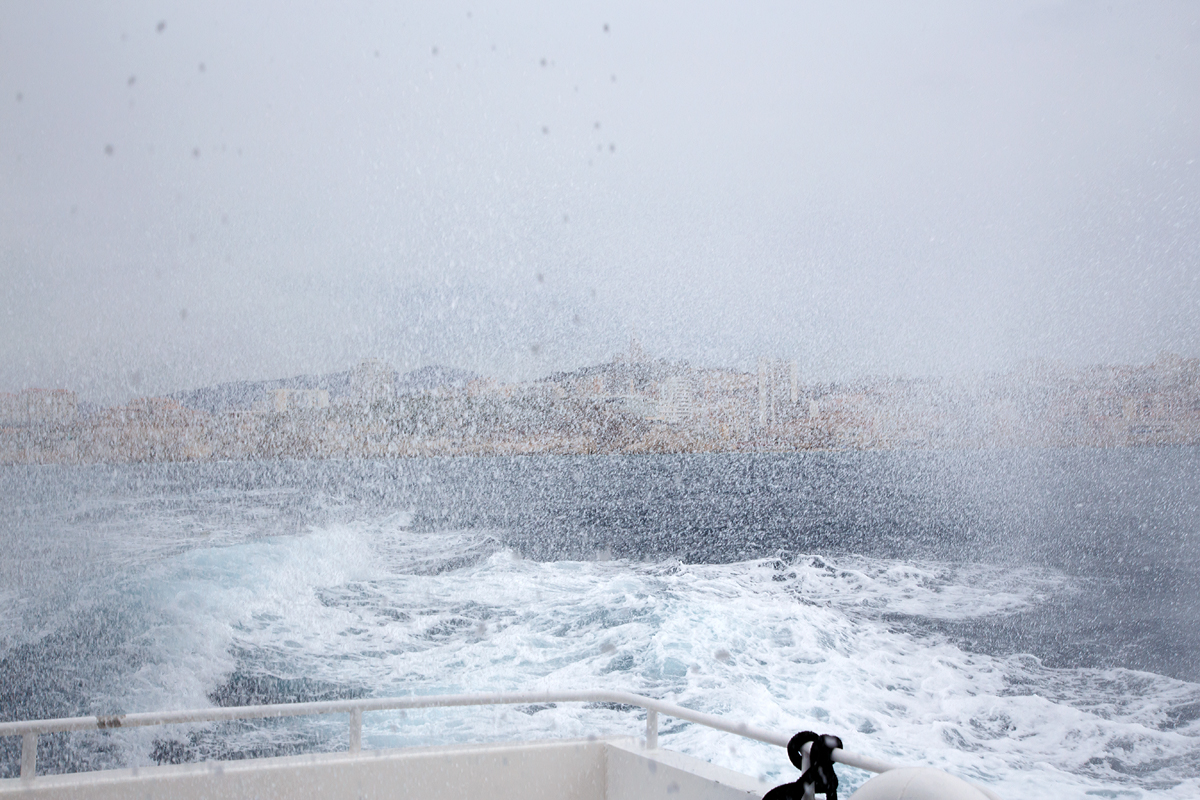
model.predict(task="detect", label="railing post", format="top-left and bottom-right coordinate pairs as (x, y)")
top-left (20, 733), bottom-right (36, 780)
top-left (349, 708), bottom-right (363, 753)
top-left (645, 709), bottom-right (658, 750)
top-left (801, 742), bottom-right (814, 800)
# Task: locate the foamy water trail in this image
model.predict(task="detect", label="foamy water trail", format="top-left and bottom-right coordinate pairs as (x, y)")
top-left (95, 518), bottom-right (1200, 800)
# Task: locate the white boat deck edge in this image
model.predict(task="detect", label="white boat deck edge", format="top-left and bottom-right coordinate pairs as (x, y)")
top-left (0, 736), bottom-right (766, 800)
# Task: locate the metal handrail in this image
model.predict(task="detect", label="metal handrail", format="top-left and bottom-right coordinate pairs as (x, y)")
top-left (0, 690), bottom-right (900, 781)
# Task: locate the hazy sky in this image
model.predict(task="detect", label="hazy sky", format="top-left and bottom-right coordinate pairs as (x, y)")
top-left (2, 1), bottom-right (1198, 402)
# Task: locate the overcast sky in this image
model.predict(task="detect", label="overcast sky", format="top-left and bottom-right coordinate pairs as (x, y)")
top-left (2, 1), bottom-right (1198, 402)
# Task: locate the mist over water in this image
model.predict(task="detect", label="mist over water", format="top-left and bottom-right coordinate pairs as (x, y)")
top-left (3, 2), bottom-right (1199, 398)
top-left (2, 452), bottom-right (1198, 797)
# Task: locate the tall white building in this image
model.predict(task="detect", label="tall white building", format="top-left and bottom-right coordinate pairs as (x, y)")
top-left (656, 375), bottom-right (695, 423)
top-left (757, 358), bottom-right (799, 428)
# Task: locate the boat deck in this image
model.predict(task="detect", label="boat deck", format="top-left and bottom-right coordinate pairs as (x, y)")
top-left (1, 737), bottom-right (762, 800)
top-left (0, 691), bottom-right (1001, 800)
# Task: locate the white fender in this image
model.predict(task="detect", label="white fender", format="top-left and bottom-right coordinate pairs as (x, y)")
top-left (848, 767), bottom-right (1003, 800)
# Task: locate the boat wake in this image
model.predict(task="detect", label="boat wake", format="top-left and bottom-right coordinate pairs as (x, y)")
top-left (21, 517), bottom-right (1187, 799)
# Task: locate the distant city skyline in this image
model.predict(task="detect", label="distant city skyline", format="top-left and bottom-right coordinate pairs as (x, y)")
top-left (3, 2), bottom-right (1198, 403)
top-left (4, 347), bottom-right (1198, 464)
top-left (4, 341), bottom-right (1200, 407)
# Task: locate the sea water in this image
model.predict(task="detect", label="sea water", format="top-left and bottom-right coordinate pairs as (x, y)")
top-left (1, 451), bottom-right (1198, 798)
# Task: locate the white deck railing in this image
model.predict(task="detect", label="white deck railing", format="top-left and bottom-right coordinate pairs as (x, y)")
top-left (0, 690), bottom-right (899, 782)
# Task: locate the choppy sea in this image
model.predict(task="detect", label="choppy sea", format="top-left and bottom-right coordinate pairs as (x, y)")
top-left (1, 450), bottom-right (1198, 798)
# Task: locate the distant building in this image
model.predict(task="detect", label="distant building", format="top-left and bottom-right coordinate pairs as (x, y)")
top-left (613, 335), bottom-right (647, 365)
top-left (0, 393), bottom-right (16, 425)
top-left (611, 395), bottom-right (658, 419)
top-left (273, 388), bottom-right (330, 412)
top-left (349, 359), bottom-right (396, 406)
top-left (655, 375), bottom-right (695, 423)
top-left (757, 358), bottom-right (799, 428)
top-left (0, 388), bottom-right (78, 426)
top-left (467, 377), bottom-right (501, 397)
top-left (80, 397), bottom-right (213, 462)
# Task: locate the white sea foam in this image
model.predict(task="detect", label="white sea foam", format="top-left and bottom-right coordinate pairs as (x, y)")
top-left (108, 519), bottom-right (1200, 799)
top-left (779, 555), bottom-right (1072, 620)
